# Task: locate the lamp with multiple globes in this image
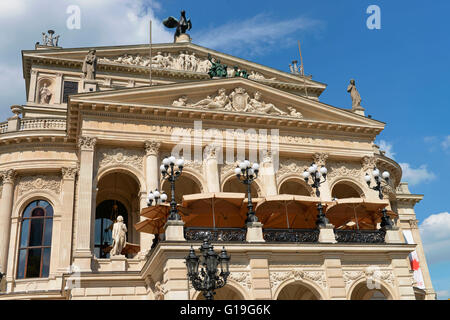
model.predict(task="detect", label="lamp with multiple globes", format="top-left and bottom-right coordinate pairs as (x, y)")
top-left (185, 238), bottom-right (230, 301)
top-left (160, 156), bottom-right (184, 220)
top-left (235, 159), bottom-right (260, 224)
top-left (302, 163), bottom-right (328, 197)
top-left (364, 167), bottom-right (390, 200)
top-left (147, 189), bottom-right (168, 207)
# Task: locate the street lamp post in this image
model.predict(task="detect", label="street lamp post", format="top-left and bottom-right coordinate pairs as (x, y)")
top-left (185, 238), bottom-right (230, 300)
top-left (364, 167), bottom-right (390, 200)
top-left (160, 156), bottom-right (184, 220)
top-left (235, 159), bottom-right (260, 224)
top-left (302, 162), bottom-right (330, 227)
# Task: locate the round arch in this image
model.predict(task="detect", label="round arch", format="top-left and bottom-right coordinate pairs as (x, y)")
top-left (330, 178), bottom-right (366, 199)
top-left (277, 175), bottom-right (314, 196)
top-left (97, 165), bottom-right (145, 193)
top-left (161, 170), bottom-right (204, 204)
top-left (274, 279), bottom-right (325, 300)
top-left (347, 278), bottom-right (395, 300)
top-left (192, 281), bottom-right (249, 300)
top-left (221, 173), bottom-right (262, 197)
top-left (13, 190), bottom-right (61, 220)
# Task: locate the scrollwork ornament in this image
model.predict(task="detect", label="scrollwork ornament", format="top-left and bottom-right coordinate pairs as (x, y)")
top-left (62, 167), bottom-right (78, 180)
top-left (313, 153), bottom-right (328, 167)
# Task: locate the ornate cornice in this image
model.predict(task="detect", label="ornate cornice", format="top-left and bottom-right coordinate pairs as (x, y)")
top-left (16, 175), bottom-right (61, 196)
top-left (2, 169), bottom-right (16, 184)
top-left (78, 136), bottom-right (97, 151)
top-left (144, 140), bottom-right (161, 156)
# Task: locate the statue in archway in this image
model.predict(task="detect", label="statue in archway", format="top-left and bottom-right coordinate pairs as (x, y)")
top-left (39, 83), bottom-right (52, 104)
top-left (111, 215), bottom-right (127, 256)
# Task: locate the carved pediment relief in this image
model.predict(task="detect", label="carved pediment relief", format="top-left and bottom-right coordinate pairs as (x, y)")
top-left (171, 87), bottom-right (303, 118)
top-left (98, 51), bottom-right (276, 81)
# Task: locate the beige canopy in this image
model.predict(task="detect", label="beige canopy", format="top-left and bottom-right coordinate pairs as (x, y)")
top-left (255, 195), bottom-right (324, 229)
top-left (136, 203), bottom-right (183, 234)
top-left (326, 198), bottom-right (395, 230)
top-left (181, 192), bottom-right (248, 228)
top-left (103, 243), bottom-right (140, 255)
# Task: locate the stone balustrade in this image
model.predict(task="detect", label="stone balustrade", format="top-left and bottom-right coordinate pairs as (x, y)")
top-left (0, 122), bottom-right (7, 134)
top-left (0, 118), bottom-right (66, 134)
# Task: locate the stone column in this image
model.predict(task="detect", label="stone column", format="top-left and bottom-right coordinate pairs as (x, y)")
top-left (58, 167), bottom-right (77, 272)
top-left (141, 141), bottom-right (161, 253)
top-left (73, 136), bottom-right (96, 272)
top-left (390, 253), bottom-right (416, 300)
top-left (163, 258), bottom-right (189, 300)
top-left (0, 170), bottom-right (16, 274)
top-left (28, 70), bottom-right (38, 102)
top-left (249, 257), bottom-right (272, 299)
top-left (203, 145), bottom-right (220, 193)
top-left (259, 150), bottom-right (277, 196)
top-left (314, 153), bottom-right (331, 201)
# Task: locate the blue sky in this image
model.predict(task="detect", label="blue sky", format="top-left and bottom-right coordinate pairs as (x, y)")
top-left (0, 0), bottom-right (449, 299)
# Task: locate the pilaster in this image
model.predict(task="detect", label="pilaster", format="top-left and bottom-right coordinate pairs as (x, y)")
top-left (314, 153), bottom-right (331, 201)
top-left (323, 255), bottom-right (346, 299)
top-left (0, 169), bottom-right (16, 274)
top-left (259, 150), bottom-right (277, 196)
top-left (203, 145), bottom-right (220, 193)
top-left (163, 258), bottom-right (189, 300)
top-left (249, 256), bottom-right (272, 299)
top-left (73, 136), bottom-right (96, 272)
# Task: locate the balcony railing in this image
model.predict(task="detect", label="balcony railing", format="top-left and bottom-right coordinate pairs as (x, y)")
top-left (263, 229), bottom-right (320, 243)
top-left (20, 118), bottom-right (66, 131)
top-left (335, 229), bottom-right (386, 244)
top-left (184, 227), bottom-right (246, 242)
top-left (0, 122), bottom-right (7, 134)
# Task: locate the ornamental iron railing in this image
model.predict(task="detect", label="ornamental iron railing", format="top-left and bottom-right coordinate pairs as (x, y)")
top-left (184, 227), bottom-right (246, 242)
top-left (334, 229), bottom-right (386, 244)
top-left (263, 229), bottom-right (320, 243)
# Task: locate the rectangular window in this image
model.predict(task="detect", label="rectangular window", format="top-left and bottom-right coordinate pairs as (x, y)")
top-left (62, 81), bottom-right (79, 103)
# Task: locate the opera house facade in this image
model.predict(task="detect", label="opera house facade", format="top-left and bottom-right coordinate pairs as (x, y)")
top-left (0, 30), bottom-right (435, 300)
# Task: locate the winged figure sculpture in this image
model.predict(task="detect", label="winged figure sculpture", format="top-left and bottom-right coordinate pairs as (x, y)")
top-left (163, 10), bottom-right (192, 42)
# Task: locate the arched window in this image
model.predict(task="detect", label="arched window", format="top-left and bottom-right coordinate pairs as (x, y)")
top-left (17, 200), bottom-right (53, 279)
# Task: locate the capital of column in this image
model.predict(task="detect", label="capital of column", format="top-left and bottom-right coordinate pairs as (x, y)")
top-left (203, 144), bottom-right (220, 161)
top-left (78, 136), bottom-right (97, 151)
top-left (313, 152), bottom-right (328, 167)
top-left (361, 156), bottom-right (377, 172)
top-left (62, 166), bottom-right (78, 180)
top-left (409, 219), bottom-right (419, 229)
top-left (1, 169), bottom-right (16, 184)
top-left (261, 150), bottom-right (273, 164)
top-left (145, 141), bottom-right (161, 156)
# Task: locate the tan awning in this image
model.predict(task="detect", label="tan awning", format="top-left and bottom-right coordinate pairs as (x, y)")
top-left (326, 198), bottom-right (394, 230)
top-left (255, 195), bottom-right (325, 229)
top-left (181, 192), bottom-right (247, 228)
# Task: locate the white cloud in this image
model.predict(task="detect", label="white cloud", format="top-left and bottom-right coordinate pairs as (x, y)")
top-left (377, 140), bottom-right (396, 159)
top-left (420, 212), bottom-right (450, 265)
top-left (399, 163), bottom-right (436, 186)
top-left (442, 136), bottom-right (450, 150)
top-left (0, 0), bottom-right (172, 120)
top-left (193, 14), bottom-right (324, 56)
top-left (436, 290), bottom-right (449, 300)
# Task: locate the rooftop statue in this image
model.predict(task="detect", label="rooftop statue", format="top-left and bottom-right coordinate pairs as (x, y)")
top-left (40, 30), bottom-right (60, 47)
top-left (82, 49), bottom-right (97, 80)
top-left (207, 53), bottom-right (228, 78)
top-left (163, 10), bottom-right (192, 42)
top-left (347, 79), bottom-right (362, 109)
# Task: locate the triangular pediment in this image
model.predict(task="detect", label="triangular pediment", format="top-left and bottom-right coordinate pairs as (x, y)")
top-left (22, 42), bottom-right (326, 98)
top-left (69, 77), bottom-right (384, 133)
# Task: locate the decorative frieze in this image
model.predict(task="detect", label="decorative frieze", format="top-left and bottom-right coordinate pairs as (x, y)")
top-left (270, 269), bottom-right (327, 290)
top-left (343, 268), bottom-right (395, 290)
top-left (78, 136), bottom-right (97, 151)
top-left (96, 147), bottom-right (144, 171)
top-left (16, 175), bottom-right (61, 197)
top-left (361, 156), bottom-right (377, 172)
top-left (275, 158), bottom-right (310, 181)
top-left (183, 159), bottom-right (203, 174)
top-left (327, 161), bottom-right (362, 181)
top-left (229, 272), bottom-right (252, 290)
top-left (220, 162), bottom-right (237, 181)
top-left (144, 141), bottom-right (161, 156)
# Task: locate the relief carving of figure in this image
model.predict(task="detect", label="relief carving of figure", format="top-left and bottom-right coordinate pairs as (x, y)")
top-left (39, 83), bottom-right (52, 104)
top-left (192, 88), bottom-right (230, 110)
top-left (347, 79), bottom-right (362, 109)
top-left (172, 96), bottom-right (188, 107)
top-left (248, 91), bottom-right (287, 115)
top-left (82, 49), bottom-right (97, 80)
top-left (111, 215), bottom-right (127, 256)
